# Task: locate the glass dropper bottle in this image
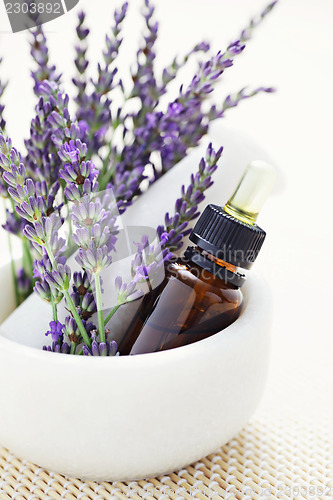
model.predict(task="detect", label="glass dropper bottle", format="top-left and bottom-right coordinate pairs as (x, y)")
top-left (118, 160), bottom-right (276, 355)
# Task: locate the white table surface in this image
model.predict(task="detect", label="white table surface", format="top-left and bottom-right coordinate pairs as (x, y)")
top-left (0, 0), bottom-right (332, 448)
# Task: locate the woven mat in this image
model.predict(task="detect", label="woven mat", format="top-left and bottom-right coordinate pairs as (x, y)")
top-left (0, 415), bottom-right (332, 500)
top-left (1, 332), bottom-right (332, 499)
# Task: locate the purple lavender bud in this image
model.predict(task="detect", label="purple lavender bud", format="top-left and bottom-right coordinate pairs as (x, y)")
top-left (30, 26), bottom-right (61, 94)
top-left (23, 224), bottom-right (44, 245)
top-left (99, 342), bottom-right (107, 356)
top-left (45, 264), bottom-right (71, 291)
top-left (81, 292), bottom-right (97, 316)
top-left (91, 339), bottom-right (100, 356)
top-left (73, 271), bottom-right (90, 295)
top-left (64, 316), bottom-right (77, 338)
top-left (64, 183), bottom-right (81, 202)
top-left (61, 343), bottom-right (70, 354)
top-left (43, 341), bottom-right (69, 354)
top-left (108, 340), bottom-right (118, 356)
top-left (227, 40), bottom-right (246, 56)
top-left (82, 346), bottom-right (92, 356)
top-left (2, 164), bottom-right (26, 187)
top-left (75, 244), bottom-right (113, 274)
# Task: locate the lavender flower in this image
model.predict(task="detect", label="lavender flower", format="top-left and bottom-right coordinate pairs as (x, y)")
top-left (34, 277), bottom-right (64, 304)
top-left (30, 25), bottom-right (61, 93)
top-left (82, 331), bottom-right (117, 357)
top-left (45, 263), bottom-right (71, 292)
top-left (45, 320), bottom-right (64, 342)
top-left (208, 86), bottom-right (276, 121)
top-left (0, 58), bottom-right (7, 130)
top-left (114, 275), bottom-right (144, 304)
top-left (24, 94), bottom-right (63, 184)
top-left (130, 0), bottom-right (158, 117)
top-left (63, 315), bottom-right (95, 346)
top-left (76, 3), bottom-right (128, 152)
top-left (157, 143), bottom-right (223, 254)
top-left (80, 292), bottom-right (97, 320)
top-left (159, 41), bottom-right (210, 96)
top-left (73, 12), bottom-right (90, 112)
top-left (73, 270), bottom-right (91, 296)
top-left (43, 341), bottom-right (70, 354)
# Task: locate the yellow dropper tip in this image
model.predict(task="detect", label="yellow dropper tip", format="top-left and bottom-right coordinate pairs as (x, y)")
top-left (224, 160), bottom-right (276, 225)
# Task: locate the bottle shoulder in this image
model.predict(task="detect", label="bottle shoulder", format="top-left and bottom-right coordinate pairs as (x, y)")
top-left (165, 258), bottom-right (243, 304)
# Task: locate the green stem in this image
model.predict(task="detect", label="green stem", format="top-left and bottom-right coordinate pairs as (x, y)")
top-left (94, 272), bottom-right (105, 342)
top-left (70, 343), bottom-right (76, 355)
top-left (44, 242), bottom-right (57, 269)
top-left (7, 233), bottom-right (20, 307)
top-left (51, 299), bottom-right (58, 322)
top-left (104, 304), bottom-right (121, 327)
top-left (64, 290), bottom-right (92, 349)
top-left (44, 241), bottom-right (92, 349)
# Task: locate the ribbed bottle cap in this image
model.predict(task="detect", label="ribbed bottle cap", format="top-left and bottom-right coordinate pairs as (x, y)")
top-left (189, 161), bottom-right (275, 269)
top-left (189, 204), bottom-right (266, 269)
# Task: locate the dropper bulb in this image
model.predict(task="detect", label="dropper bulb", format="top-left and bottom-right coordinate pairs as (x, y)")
top-left (224, 160), bottom-right (276, 225)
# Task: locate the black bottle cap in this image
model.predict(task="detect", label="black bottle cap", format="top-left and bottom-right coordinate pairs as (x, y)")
top-left (189, 204), bottom-right (266, 270)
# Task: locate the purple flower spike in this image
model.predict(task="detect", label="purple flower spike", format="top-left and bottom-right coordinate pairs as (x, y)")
top-left (30, 25), bottom-right (61, 94)
top-left (82, 337), bottom-right (118, 356)
top-left (158, 143), bottom-right (223, 255)
top-left (75, 2), bottom-right (128, 152)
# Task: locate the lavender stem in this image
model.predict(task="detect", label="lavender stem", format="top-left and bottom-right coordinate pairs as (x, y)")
top-left (44, 240), bottom-right (91, 348)
top-left (63, 289), bottom-right (92, 349)
top-left (51, 298), bottom-right (58, 322)
top-left (104, 304), bottom-right (121, 327)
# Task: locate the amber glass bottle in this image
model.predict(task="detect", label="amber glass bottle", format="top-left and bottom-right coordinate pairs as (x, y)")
top-left (118, 161), bottom-right (275, 355)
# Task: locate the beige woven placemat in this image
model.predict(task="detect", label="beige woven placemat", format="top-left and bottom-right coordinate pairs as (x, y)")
top-left (1, 331), bottom-right (332, 499)
top-left (0, 415), bottom-right (332, 500)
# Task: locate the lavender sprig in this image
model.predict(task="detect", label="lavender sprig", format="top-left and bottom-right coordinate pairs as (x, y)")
top-left (240, 0), bottom-right (278, 42)
top-left (0, 58), bottom-right (7, 131)
top-left (30, 25), bottom-right (61, 94)
top-left (70, 190), bottom-right (118, 342)
top-left (157, 143), bottom-right (223, 254)
top-left (131, 0), bottom-right (158, 120)
top-left (76, 3), bottom-right (128, 153)
top-left (208, 86), bottom-right (275, 121)
top-left (73, 12), bottom-right (90, 113)
top-left (159, 41), bottom-right (210, 96)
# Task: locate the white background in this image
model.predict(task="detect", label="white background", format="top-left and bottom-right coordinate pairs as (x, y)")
top-left (0, 0), bottom-right (332, 431)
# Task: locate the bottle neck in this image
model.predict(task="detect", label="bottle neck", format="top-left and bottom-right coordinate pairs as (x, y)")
top-left (184, 246), bottom-right (246, 288)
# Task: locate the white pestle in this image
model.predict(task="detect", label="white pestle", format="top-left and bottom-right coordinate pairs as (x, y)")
top-left (0, 123), bottom-right (283, 348)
